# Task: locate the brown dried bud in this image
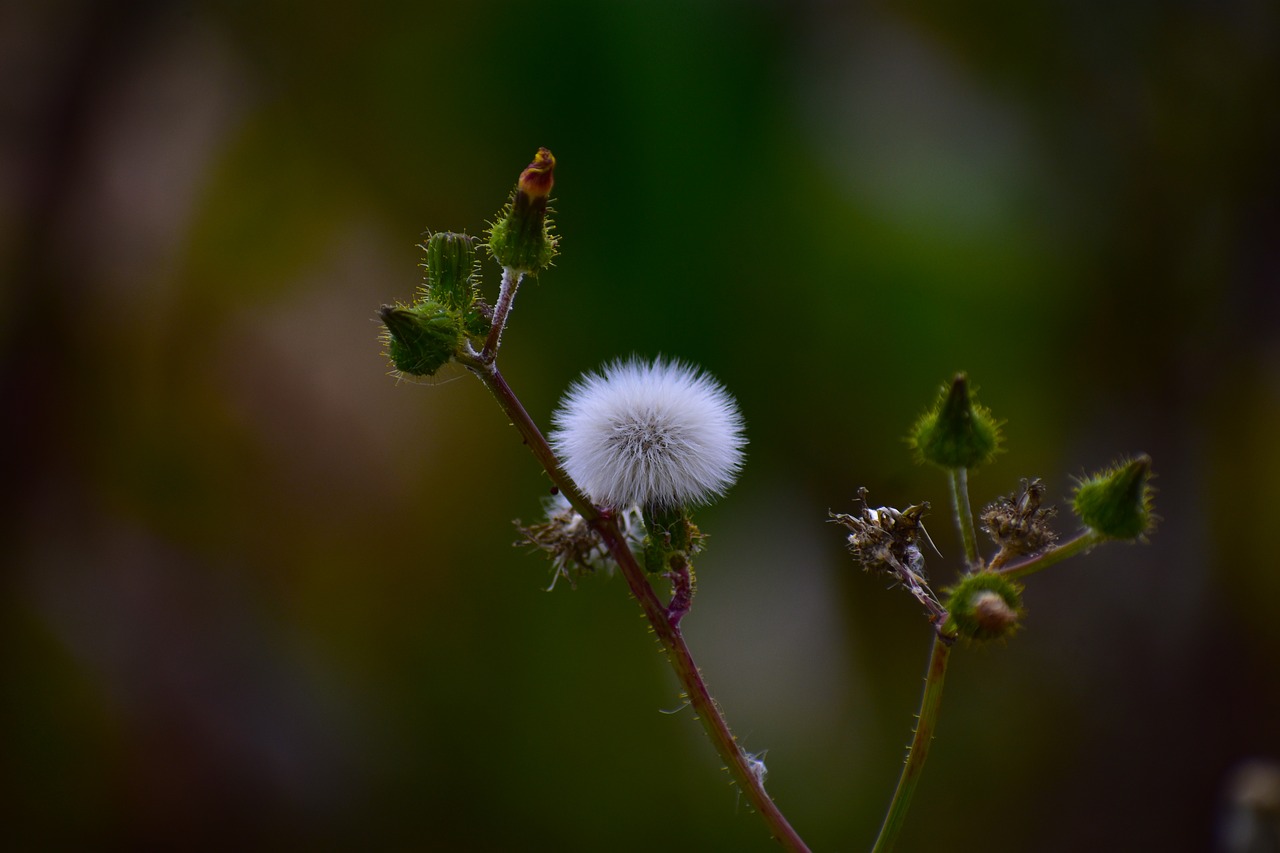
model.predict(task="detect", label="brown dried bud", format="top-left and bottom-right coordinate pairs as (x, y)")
top-left (981, 478), bottom-right (1058, 559)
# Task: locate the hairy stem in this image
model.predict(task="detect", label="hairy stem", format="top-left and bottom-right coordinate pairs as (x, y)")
top-left (994, 529), bottom-right (1102, 580)
top-left (459, 354), bottom-right (812, 852)
top-left (872, 634), bottom-right (952, 853)
top-left (480, 267), bottom-right (523, 362)
top-left (948, 468), bottom-right (980, 569)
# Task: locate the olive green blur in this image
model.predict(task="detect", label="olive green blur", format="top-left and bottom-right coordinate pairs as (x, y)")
top-left (3, 2), bottom-right (1278, 851)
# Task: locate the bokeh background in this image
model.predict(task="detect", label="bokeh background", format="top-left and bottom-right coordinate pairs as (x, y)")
top-left (4, 1), bottom-right (1279, 850)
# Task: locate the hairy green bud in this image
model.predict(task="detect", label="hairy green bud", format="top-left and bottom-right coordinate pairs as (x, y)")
top-left (640, 504), bottom-right (703, 574)
top-left (944, 573), bottom-right (1023, 642)
top-left (909, 373), bottom-right (1003, 470)
top-left (380, 302), bottom-right (462, 378)
top-left (420, 231), bottom-right (480, 311)
top-left (487, 148), bottom-right (558, 274)
top-left (1072, 455), bottom-right (1156, 540)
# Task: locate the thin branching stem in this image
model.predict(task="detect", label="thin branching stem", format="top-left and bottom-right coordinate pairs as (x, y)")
top-left (871, 634), bottom-right (952, 853)
top-left (458, 353), bottom-right (812, 853)
top-left (994, 529), bottom-right (1102, 580)
top-left (480, 267), bottom-right (523, 362)
top-left (947, 468), bottom-right (980, 569)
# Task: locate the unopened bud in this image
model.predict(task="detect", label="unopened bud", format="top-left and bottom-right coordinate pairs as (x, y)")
top-left (517, 147), bottom-right (555, 199)
top-left (1072, 455), bottom-right (1156, 540)
top-left (944, 573), bottom-right (1023, 642)
top-left (420, 231), bottom-right (480, 311)
top-left (971, 591), bottom-right (1018, 635)
top-left (909, 373), bottom-right (1003, 471)
top-left (487, 147), bottom-right (559, 274)
top-left (379, 302), bottom-right (462, 378)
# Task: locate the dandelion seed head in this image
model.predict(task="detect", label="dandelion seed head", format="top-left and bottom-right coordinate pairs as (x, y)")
top-left (550, 357), bottom-right (746, 509)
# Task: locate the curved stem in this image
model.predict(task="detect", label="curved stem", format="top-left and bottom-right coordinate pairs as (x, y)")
top-left (872, 634), bottom-right (952, 853)
top-left (995, 529), bottom-right (1102, 580)
top-left (459, 355), bottom-right (812, 852)
top-left (947, 468), bottom-right (980, 569)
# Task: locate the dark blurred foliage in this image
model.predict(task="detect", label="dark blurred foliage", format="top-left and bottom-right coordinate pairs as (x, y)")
top-left (3, 0), bottom-right (1279, 850)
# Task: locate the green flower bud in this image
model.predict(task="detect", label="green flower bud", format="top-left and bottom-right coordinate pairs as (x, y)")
top-left (909, 373), bottom-right (1003, 470)
top-left (1072, 455), bottom-right (1156, 540)
top-left (420, 231), bottom-right (480, 311)
top-left (944, 573), bottom-right (1023, 642)
top-left (379, 302), bottom-right (462, 378)
top-left (486, 148), bottom-right (558, 274)
top-left (640, 504), bottom-right (704, 574)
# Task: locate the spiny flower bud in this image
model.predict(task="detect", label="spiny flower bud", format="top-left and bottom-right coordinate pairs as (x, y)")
top-left (419, 231), bottom-right (481, 312)
top-left (487, 147), bottom-right (558, 274)
top-left (379, 302), bottom-right (461, 378)
top-left (909, 373), bottom-right (1003, 470)
top-left (641, 504), bottom-right (705, 574)
top-left (944, 573), bottom-right (1023, 642)
top-left (1072, 455), bottom-right (1156, 540)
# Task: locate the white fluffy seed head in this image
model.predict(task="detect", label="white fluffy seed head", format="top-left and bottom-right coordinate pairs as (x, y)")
top-left (550, 357), bottom-right (747, 510)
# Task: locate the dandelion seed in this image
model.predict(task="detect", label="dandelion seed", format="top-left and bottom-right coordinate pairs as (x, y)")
top-left (745, 750), bottom-right (769, 787)
top-left (550, 357), bottom-right (746, 510)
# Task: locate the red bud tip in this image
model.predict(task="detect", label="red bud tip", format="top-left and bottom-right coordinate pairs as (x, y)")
top-left (518, 147), bottom-right (555, 199)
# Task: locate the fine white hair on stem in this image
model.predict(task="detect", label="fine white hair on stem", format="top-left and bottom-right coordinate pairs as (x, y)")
top-left (550, 357), bottom-right (747, 510)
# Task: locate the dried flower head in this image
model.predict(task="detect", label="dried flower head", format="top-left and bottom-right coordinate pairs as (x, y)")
top-left (981, 478), bottom-right (1058, 559)
top-left (550, 357), bottom-right (747, 510)
top-left (830, 489), bottom-right (946, 627)
top-left (516, 494), bottom-right (644, 590)
top-left (831, 489), bottom-right (935, 574)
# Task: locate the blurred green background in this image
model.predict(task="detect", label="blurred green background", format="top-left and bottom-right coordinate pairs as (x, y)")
top-left (4, 0), bottom-right (1279, 850)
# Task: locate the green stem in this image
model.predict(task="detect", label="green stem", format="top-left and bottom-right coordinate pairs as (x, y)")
top-left (994, 529), bottom-right (1102, 580)
top-left (948, 468), bottom-right (980, 568)
top-left (871, 634), bottom-right (952, 853)
top-left (459, 354), bottom-right (812, 852)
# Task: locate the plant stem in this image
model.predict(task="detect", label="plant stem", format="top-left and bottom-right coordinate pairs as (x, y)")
top-left (480, 267), bottom-right (523, 362)
top-left (947, 468), bottom-right (980, 569)
top-left (460, 354), bottom-right (812, 852)
top-left (871, 634), bottom-right (952, 853)
top-left (994, 529), bottom-right (1102, 580)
